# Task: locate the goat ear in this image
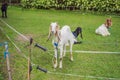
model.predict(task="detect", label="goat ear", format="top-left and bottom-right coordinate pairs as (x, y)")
top-left (47, 26), bottom-right (52, 41)
top-left (50, 22), bottom-right (54, 26)
top-left (48, 26), bottom-right (51, 36)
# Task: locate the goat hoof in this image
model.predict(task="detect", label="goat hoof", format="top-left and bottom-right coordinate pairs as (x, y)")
top-left (59, 65), bottom-right (62, 69)
top-left (70, 58), bottom-right (74, 61)
top-left (59, 62), bottom-right (62, 69)
top-left (53, 61), bottom-right (57, 68)
top-left (54, 65), bottom-right (57, 68)
top-left (53, 63), bottom-right (57, 68)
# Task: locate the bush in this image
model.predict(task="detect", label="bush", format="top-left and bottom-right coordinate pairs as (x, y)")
top-left (20, 0), bottom-right (120, 14)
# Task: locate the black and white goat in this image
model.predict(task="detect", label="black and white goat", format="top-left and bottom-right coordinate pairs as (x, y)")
top-left (72, 27), bottom-right (83, 44)
top-left (47, 22), bottom-right (75, 68)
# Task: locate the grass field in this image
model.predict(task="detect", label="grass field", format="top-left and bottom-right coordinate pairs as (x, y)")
top-left (0, 6), bottom-right (120, 80)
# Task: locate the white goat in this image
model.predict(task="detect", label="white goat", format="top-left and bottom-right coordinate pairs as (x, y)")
top-left (95, 18), bottom-right (112, 36)
top-left (95, 24), bottom-right (110, 36)
top-left (48, 22), bottom-right (75, 68)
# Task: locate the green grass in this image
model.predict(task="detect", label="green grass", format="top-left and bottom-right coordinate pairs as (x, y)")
top-left (0, 6), bottom-right (120, 80)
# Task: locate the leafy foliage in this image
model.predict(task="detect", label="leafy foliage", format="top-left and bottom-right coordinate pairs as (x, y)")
top-left (20, 0), bottom-right (120, 14)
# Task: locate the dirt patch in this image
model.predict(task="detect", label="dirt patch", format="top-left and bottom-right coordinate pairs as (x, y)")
top-left (15, 33), bottom-right (48, 43)
top-left (15, 34), bottom-right (34, 42)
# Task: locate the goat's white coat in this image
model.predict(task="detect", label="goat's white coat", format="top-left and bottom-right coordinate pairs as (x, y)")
top-left (95, 24), bottom-right (110, 36)
top-left (59, 25), bottom-right (75, 45)
top-left (49, 22), bottom-right (75, 68)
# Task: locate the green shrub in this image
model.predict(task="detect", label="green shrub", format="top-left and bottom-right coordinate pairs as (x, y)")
top-left (20, 0), bottom-right (120, 14)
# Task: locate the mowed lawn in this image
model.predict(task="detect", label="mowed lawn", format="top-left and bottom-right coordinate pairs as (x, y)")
top-left (0, 6), bottom-right (120, 80)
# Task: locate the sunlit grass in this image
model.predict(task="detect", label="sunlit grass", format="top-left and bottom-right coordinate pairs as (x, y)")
top-left (0, 6), bottom-right (120, 80)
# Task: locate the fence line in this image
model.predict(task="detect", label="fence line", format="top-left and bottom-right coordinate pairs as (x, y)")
top-left (73, 50), bottom-right (120, 54)
top-left (48, 50), bottom-right (120, 54)
top-left (48, 71), bottom-right (119, 80)
top-left (0, 18), bottom-right (29, 41)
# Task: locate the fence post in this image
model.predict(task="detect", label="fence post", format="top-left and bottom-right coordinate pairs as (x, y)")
top-left (28, 57), bottom-right (30, 80)
top-left (28, 38), bottom-right (33, 80)
top-left (4, 42), bottom-right (12, 80)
